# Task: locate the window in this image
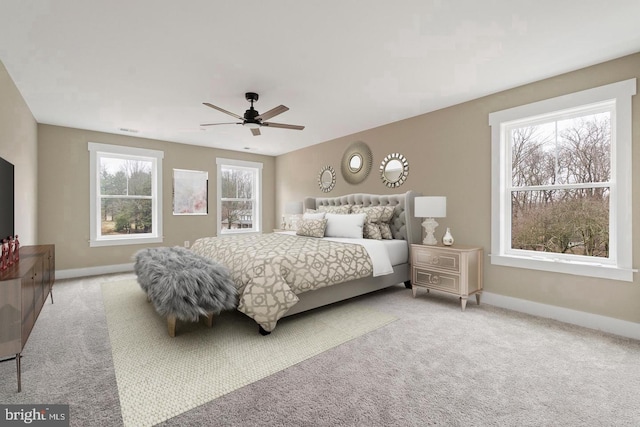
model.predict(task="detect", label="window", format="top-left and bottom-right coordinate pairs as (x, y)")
top-left (489, 79), bottom-right (636, 281)
top-left (89, 143), bottom-right (163, 247)
top-left (216, 158), bottom-right (262, 234)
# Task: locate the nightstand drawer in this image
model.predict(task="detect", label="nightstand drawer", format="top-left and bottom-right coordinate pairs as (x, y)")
top-left (413, 249), bottom-right (460, 273)
top-left (413, 268), bottom-right (460, 292)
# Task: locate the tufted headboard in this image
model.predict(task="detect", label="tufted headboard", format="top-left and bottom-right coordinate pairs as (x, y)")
top-left (303, 190), bottom-right (423, 245)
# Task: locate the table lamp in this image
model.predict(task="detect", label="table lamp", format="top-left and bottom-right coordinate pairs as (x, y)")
top-left (414, 196), bottom-right (447, 245)
top-left (283, 201), bottom-right (303, 230)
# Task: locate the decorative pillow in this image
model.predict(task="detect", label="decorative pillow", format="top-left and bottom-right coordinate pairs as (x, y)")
top-left (303, 212), bottom-right (326, 220)
top-left (378, 205), bottom-right (396, 239)
top-left (318, 205), bottom-right (351, 214)
top-left (324, 213), bottom-right (366, 238)
top-left (351, 205), bottom-right (392, 240)
top-left (363, 222), bottom-right (382, 240)
top-left (379, 222), bottom-right (393, 240)
top-left (296, 218), bottom-right (328, 238)
top-left (379, 205), bottom-right (396, 224)
top-left (351, 205), bottom-right (384, 223)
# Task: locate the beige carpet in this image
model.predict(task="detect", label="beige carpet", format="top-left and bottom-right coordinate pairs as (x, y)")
top-left (101, 279), bottom-right (397, 427)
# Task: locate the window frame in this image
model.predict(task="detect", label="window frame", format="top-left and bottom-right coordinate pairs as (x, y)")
top-left (489, 79), bottom-right (636, 281)
top-left (216, 158), bottom-right (262, 235)
top-left (88, 142), bottom-right (164, 247)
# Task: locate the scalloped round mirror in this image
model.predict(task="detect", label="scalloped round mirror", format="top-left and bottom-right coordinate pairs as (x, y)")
top-left (318, 165), bottom-right (336, 193)
top-left (380, 153), bottom-right (409, 188)
top-left (341, 141), bottom-right (372, 184)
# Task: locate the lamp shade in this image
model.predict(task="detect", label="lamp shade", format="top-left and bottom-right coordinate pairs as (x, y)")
top-left (414, 196), bottom-right (446, 218)
top-left (285, 201), bottom-right (303, 215)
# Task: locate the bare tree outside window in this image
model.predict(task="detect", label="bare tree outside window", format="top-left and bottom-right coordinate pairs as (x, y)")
top-left (220, 167), bottom-right (255, 231)
top-left (510, 113), bottom-right (611, 258)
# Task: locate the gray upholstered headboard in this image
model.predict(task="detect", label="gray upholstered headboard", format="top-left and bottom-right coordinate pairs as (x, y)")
top-left (303, 190), bottom-right (423, 245)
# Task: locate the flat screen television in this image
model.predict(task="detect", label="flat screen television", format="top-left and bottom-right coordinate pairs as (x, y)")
top-left (0, 156), bottom-right (14, 241)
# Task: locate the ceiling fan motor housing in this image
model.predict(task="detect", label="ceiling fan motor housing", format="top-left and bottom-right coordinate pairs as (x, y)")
top-left (244, 108), bottom-right (260, 121)
top-left (244, 92), bottom-right (261, 124)
top-left (245, 92), bottom-right (259, 102)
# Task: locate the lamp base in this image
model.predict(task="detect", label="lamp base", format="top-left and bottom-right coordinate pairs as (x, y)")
top-left (421, 217), bottom-right (439, 245)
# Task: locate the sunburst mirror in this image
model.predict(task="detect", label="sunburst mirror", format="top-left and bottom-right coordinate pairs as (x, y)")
top-left (341, 141), bottom-right (372, 185)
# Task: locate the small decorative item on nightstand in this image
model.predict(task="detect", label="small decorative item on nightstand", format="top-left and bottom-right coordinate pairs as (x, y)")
top-left (442, 228), bottom-right (454, 246)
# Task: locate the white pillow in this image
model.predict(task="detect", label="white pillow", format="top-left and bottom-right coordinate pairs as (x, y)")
top-left (303, 212), bottom-right (326, 220)
top-left (324, 213), bottom-right (366, 239)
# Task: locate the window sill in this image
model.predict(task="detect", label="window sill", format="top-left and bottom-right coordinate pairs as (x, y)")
top-left (90, 236), bottom-right (163, 247)
top-left (219, 230), bottom-right (261, 236)
top-left (490, 254), bottom-right (635, 282)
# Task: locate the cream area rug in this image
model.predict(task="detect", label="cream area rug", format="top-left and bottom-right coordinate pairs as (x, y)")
top-left (101, 279), bottom-right (397, 427)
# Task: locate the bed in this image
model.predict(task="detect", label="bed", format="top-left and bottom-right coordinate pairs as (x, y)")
top-left (190, 190), bottom-right (422, 333)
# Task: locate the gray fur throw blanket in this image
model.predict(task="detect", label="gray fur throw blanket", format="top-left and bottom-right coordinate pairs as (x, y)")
top-left (133, 246), bottom-right (238, 321)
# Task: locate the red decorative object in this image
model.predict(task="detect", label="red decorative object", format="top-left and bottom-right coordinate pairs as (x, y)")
top-left (0, 239), bottom-right (7, 271)
top-left (14, 235), bottom-right (19, 261)
top-left (7, 236), bottom-right (14, 266)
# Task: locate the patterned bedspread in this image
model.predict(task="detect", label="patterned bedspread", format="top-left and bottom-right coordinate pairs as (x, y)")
top-left (190, 233), bottom-right (373, 332)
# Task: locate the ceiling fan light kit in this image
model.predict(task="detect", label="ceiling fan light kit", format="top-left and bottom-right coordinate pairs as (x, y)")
top-left (201, 92), bottom-right (304, 136)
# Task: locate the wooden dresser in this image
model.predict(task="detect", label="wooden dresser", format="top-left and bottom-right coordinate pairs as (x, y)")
top-left (410, 243), bottom-right (483, 311)
top-left (0, 244), bottom-right (55, 392)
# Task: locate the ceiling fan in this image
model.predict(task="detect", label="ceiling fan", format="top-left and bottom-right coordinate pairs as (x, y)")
top-left (201, 92), bottom-right (305, 136)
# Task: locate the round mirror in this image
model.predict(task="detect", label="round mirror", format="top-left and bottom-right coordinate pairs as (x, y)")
top-left (318, 165), bottom-right (336, 193)
top-left (341, 141), bottom-right (372, 184)
top-left (384, 159), bottom-right (403, 182)
top-left (380, 153), bottom-right (409, 188)
top-left (348, 154), bottom-right (363, 173)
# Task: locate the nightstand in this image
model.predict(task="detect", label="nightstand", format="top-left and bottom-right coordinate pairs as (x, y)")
top-left (410, 244), bottom-right (483, 311)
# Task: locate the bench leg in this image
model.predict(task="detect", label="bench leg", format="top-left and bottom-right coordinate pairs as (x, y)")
top-left (167, 315), bottom-right (177, 337)
top-left (202, 312), bottom-right (214, 328)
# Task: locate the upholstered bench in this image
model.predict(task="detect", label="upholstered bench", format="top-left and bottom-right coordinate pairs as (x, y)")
top-left (133, 246), bottom-right (237, 337)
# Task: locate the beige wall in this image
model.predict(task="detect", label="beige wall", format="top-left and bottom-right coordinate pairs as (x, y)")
top-left (4, 50), bottom-right (639, 323)
top-left (276, 52), bottom-right (640, 324)
top-left (0, 61), bottom-right (38, 245)
top-left (38, 125), bottom-right (275, 270)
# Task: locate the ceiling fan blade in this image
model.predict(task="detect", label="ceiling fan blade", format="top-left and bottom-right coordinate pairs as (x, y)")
top-left (262, 122), bottom-right (305, 130)
top-left (199, 122), bottom-right (241, 126)
top-left (251, 128), bottom-right (261, 136)
top-left (255, 105), bottom-right (289, 121)
top-left (203, 102), bottom-right (243, 120)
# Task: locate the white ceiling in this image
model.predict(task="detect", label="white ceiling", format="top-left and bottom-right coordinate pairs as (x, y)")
top-left (1, 1), bottom-right (640, 156)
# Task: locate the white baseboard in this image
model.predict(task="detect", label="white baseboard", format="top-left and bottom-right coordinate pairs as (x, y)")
top-left (482, 292), bottom-right (640, 341)
top-left (56, 263), bottom-right (134, 280)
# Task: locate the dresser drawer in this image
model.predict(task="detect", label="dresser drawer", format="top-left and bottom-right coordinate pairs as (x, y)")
top-left (413, 268), bottom-right (460, 293)
top-left (412, 249), bottom-right (460, 273)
